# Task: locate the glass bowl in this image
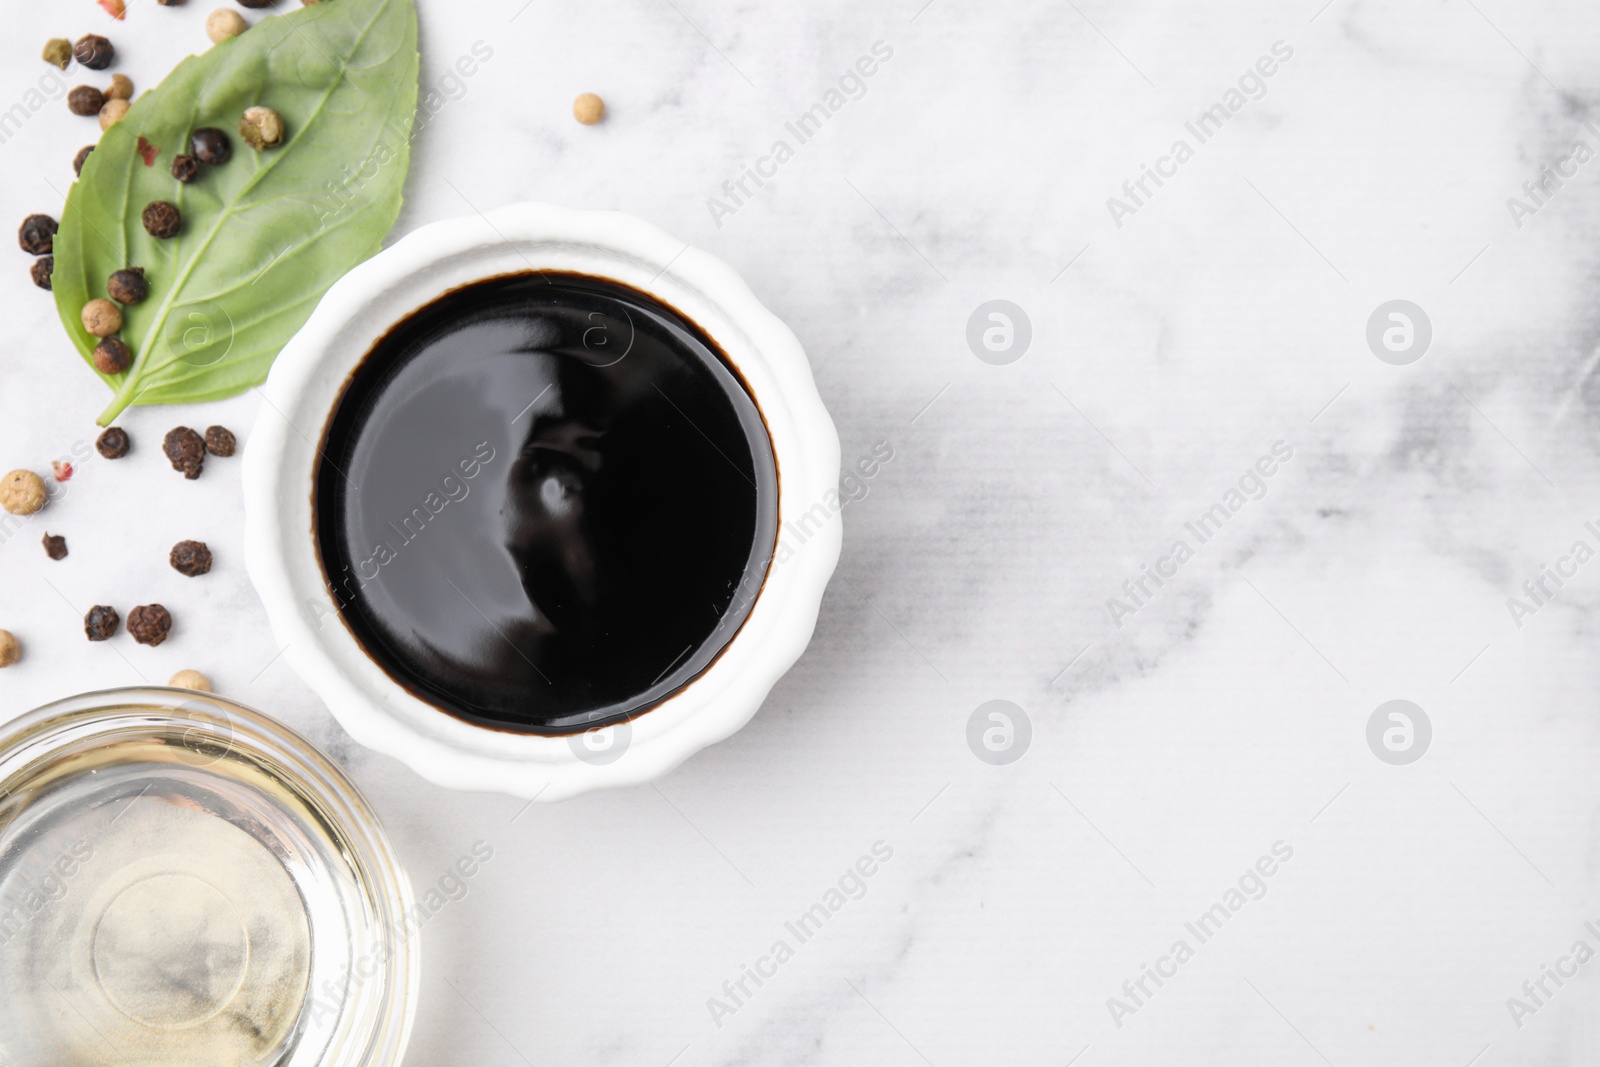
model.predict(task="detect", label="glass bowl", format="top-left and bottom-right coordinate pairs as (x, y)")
top-left (0, 687), bottom-right (417, 1066)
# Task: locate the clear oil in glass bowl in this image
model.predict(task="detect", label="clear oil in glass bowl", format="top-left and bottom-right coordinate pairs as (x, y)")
top-left (0, 691), bottom-right (416, 1067)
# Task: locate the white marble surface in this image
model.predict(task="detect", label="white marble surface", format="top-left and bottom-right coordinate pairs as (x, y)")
top-left (5, 0), bottom-right (1600, 1063)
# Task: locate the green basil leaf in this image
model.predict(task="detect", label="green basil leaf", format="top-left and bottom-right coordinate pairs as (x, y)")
top-left (53, 0), bottom-right (419, 426)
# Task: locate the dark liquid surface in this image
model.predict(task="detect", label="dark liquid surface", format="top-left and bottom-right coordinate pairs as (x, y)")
top-left (314, 272), bottom-right (777, 734)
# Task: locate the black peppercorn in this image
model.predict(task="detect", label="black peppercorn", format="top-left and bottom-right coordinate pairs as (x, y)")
top-left (142, 201), bottom-right (182, 239)
top-left (42, 533), bottom-right (67, 561)
top-left (93, 337), bottom-right (131, 375)
top-left (235, 0), bottom-right (275, 7)
top-left (163, 426), bottom-right (206, 479)
top-left (73, 35), bottom-right (115, 70)
top-left (18, 215), bottom-right (57, 255)
top-left (170, 540), bottom-right (213, 577)
top-left (96, 427), bottom-right (130, 459)
top-left (128, 604), bottom-right (172, 646)
top-left (204, 425), bottom-right (236, 457)
top-left (156, 0), bottom-right (187, 5)
top-left (84, 605), bottom-right (120, 642)
top-left (68, 85), bottom-right (105, 116)
top-left (107, 268), bottom-right (148, 304)
top-left (171, 153), bottom-right (200, 183)
top-left (73, 145), bottom-right (94, 176)
top-left (30, 256), bottom-right (53, 291)
top-left (190, 127), bottom-right (231, 165)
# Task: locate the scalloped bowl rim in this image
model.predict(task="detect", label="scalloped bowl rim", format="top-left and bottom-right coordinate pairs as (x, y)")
top-left (242, 201), bottom-right (841, 801)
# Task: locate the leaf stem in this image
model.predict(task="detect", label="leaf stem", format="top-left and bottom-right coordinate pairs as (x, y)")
top-left (97, 390), bottom-right (132, 427)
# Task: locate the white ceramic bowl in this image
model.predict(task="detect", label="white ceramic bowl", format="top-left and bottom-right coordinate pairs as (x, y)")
top-left (243, 202), bottom-right (840, 801)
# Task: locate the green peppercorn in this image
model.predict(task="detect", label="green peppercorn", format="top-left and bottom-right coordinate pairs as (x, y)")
top-left (239, 106), bottom-right (285, 150)
top-left (42, 39), bottom-right (72, 70)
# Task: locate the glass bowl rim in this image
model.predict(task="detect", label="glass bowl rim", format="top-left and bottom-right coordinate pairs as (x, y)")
top-left (0, 685), bottom-right (419, 1067)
